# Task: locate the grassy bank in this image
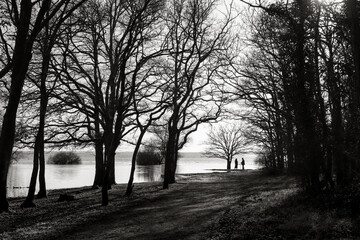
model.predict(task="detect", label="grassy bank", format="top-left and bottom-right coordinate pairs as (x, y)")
top-left (0, 170), bottom-right (359, 239)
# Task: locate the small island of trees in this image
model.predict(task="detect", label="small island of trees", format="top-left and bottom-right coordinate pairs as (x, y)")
top-left (47, 152), bottom-right (82, 165)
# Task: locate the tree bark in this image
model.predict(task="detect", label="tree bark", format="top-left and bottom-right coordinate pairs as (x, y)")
top-left (0, 0), bottom-right (33, 212)
top-left (163, 127), bottom-right (177, 189)
top-left (101, 149), bottom-right (115, 206)
top-left (227, 158), bottom-right (231, 170)
top-left (93, 139), bottom-right (104, 188)
top-left (169, 133), bottom-right (180, 184)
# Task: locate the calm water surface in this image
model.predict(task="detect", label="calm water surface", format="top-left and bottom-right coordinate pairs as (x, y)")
top-left (7, 152), bottom-right (258, 198)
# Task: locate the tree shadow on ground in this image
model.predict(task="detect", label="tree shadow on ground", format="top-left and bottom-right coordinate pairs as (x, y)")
top-left (207, 183), bottom-right (360, 240)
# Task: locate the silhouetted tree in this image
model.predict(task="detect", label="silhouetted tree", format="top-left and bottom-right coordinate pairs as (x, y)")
top-left (204, 123), bottom-right (247, 170)
top-left (237, 0), bottom-right (360, 191)
top-left (0, 0), bottom-right (87, 213)
top-left (161, 0), bottom-right (235, 189)
top-left (55, 0), bottom-right (165, 205)
top-left (20, 1), bottom-right (87, 209)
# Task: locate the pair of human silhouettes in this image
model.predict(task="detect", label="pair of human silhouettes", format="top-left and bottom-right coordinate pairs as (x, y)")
top-left (234, 158), bottom-right (245, 170)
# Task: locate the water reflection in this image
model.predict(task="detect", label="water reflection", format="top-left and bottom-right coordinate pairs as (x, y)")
top-left (135, 165), bottom-right (163, 182)
top-left (7, 163), bottom-right (165, 198)
top-left (7, 163), bottom-right (32, 198)
top-left (7, 152), bottom-right (258, 198)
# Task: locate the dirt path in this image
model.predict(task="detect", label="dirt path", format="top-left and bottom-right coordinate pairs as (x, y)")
top-left (3, 170), bottom-right (356, 239)
top-left (57, 171), bottom-right (295, 240)
top-left (1, 170), bottom-right (298, 239)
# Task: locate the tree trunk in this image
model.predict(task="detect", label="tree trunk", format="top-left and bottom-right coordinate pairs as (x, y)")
top-left (226, 158), bottom-right (231, 170)
top-left (92, 96), bottom-right (104, 187)
top-left (346, 0), bottom-right (360, 177)
top-left (0, 62), bottom-right (30, 212)
top-left (126, 129), bottom-right (147, 196)
top-left (280, 62), bottom-right (296, 172)
top-left (163, 128), bottom-right (177, 189)
top-left (325, 46), bottom-right (345, 186)
top-left (21, 139), bottom-right (40, 208)
top-left (93, 140), bottom-right (104, 188)
top-left (291, 0), bottom-right (321, 190)
top-left (286, 132), bottom-right (295, 171)
top-left (169, 133), bottom-right (180, 184)
top-left (109, 155), bottom-right (116, 186)
top-left (0, 0), bottom-right (33, 212)
top-left (37, 39), bottom-right (51, 199)
top-left (332, 86), bottom-right (344, 185)
top-left (23, 61), bottom-right (49, 205)
top-left (101, 149), bottom-right (115, 206)
top-left (37, 146), bottom-right (47, 198)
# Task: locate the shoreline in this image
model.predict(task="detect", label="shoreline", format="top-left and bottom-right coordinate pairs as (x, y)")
top-left (7, 168), bottom-right (255, 200)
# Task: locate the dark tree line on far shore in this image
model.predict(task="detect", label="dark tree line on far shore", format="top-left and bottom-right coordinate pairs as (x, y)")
top-left (0, 0), bottom-right (359, 213)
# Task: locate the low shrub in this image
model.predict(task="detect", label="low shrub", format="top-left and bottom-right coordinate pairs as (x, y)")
top-left (136, 150), bottom-right (162, 165)
top-left (47, 151), bottom-right (82, 165)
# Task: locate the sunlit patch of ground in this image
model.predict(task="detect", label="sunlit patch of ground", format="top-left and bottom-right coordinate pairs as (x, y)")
top-left (0, 170), bottom-right (359, 239)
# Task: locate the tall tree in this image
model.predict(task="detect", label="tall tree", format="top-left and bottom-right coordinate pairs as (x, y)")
top-left (20, 1), bottom-right (86, 208)
top-left (0, 0), bottom-right (87, 213)
top-left (238, 0), bottom-right (327, 190)
top-left (55, 0), bottom-right (165, 205)
top-left (161, 0), bottom-right (234, 189)
top-left (344, 0), bottom-right (360, 181)
top-left (236, 0), bottom-right (360, 190)
top-left (125, 95), bottom-right (168, 196)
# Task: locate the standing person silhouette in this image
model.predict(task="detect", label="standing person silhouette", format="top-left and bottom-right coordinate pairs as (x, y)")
top-left (234, 158), bottom-right (238, 169)
top-left (241, 158), bottom-right (245, 170)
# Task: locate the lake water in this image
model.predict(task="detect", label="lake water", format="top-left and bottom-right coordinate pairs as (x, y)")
top-left (7, 151), bottom-right (259, 198)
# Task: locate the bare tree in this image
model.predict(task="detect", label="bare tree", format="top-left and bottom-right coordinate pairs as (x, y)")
top-left (235, 0), bottom-right (360, 191)
top-left (18, 1), bottom-right (89, 209)
top-left (0, 0), bottom-right (87, 213)
top-left (344, 0), bottom-right (360, 181)
top-left (55, 0), bottom-right (165, 205)
top-left (160, 0), bottom-right (236, 189)
top-left (204, 123), bottom-right (247, 170)
top-left (125, 96), bottom-right (168, 196)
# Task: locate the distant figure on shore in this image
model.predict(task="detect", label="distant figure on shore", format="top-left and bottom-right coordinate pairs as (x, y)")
top-left (241, 158), bottom-right (245, 170)
top-left (234, 158), bottom-right (238, 169)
